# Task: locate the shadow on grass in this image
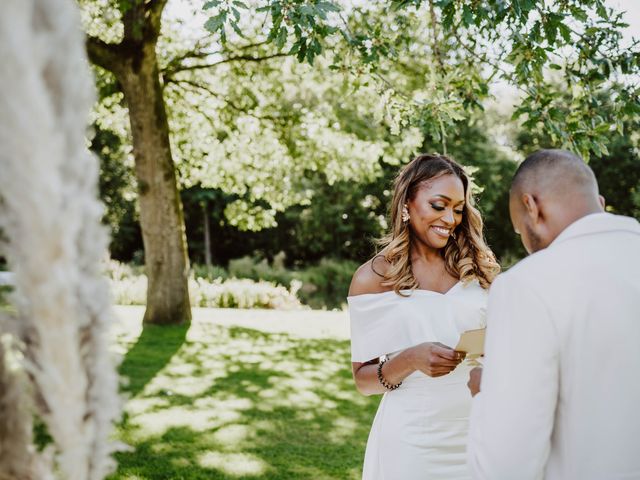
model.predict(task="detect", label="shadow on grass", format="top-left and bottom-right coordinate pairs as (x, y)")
top-left (119, 322), bottom-right (189, 397)
top-left (111, 325), bottom-right (379, 480)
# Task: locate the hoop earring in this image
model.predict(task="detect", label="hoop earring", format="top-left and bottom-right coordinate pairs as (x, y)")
top-left (401, 204), bottom-right (410, 223)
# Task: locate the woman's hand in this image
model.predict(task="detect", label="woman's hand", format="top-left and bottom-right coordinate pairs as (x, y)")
top-left (409, 342), bottom-right (465, 377)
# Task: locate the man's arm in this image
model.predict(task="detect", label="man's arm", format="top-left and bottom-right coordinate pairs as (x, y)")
top-left (468, 273), bottom-right (559, 480)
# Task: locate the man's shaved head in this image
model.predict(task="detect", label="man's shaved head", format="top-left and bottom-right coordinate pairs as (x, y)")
top-left (511, 149), bottom-right (599, 198)
top-left (509, 149), bottom-right (604, 253)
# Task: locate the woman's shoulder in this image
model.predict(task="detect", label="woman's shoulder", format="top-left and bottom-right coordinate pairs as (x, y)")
top-left (349, 254), bottom-right (392, 296)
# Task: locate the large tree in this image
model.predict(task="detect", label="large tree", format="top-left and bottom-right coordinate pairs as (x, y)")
top-left (84, 0), bottom-right (191, 325)
top-left (80, 0), bottom-right (424, 326)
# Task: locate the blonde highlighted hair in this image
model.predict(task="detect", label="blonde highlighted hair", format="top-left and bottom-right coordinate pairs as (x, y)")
top-left (377, 153), bottom-right (500, 293)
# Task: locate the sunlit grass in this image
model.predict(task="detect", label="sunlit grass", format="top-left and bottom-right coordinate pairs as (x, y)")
top-left (110, 315), bottom-right (378, 479)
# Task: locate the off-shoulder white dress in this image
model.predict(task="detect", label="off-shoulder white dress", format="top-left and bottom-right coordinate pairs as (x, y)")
top-left (348, 281), bottom-right (488, 480)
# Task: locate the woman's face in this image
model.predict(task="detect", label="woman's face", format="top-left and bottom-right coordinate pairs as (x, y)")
top-left (406, 174), bottom-right (465, 250)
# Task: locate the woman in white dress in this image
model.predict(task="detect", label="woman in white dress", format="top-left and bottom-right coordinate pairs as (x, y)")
top-left (348, 154), bottom-right (500, 479)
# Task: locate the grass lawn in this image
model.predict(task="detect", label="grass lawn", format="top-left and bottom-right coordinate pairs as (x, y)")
top-left (109, 308), bottom-right (379, 479)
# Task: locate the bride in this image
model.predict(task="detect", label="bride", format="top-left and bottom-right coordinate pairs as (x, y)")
top-left (348, 154), bottom-right (500, 479)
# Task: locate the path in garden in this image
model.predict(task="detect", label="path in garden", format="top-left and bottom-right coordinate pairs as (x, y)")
top-left (112, 305), bottom-right (350, 340)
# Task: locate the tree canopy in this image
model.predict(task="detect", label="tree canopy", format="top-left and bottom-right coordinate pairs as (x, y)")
top-left (203, 0), bottom-right (639, 158)
top-left (79, 0), bottom-right (639, 322)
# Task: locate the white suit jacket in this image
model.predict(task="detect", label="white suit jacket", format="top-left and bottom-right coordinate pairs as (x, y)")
top-left (468, 213), bottom-right (640, 480)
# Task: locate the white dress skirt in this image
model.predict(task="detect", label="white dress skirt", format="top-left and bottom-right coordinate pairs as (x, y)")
top-left (348, 281), bottom-right (488, 480)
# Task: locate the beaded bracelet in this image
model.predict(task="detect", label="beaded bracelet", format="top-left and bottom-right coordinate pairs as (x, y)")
top-left (377, 357), bottom-right (402, 391)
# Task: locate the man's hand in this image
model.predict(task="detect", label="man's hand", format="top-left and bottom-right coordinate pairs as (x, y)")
top-left (467, 366), bottom-right (483, 396)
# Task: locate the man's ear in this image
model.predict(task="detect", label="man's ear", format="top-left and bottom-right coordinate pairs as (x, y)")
top-left (598, 195), bottom-right (606, 209)
top-left (521, 193), bottom-right (540, 223)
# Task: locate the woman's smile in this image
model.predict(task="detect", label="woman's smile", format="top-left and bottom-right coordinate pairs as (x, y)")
top-left (431, 225), bottom-right (452, 237)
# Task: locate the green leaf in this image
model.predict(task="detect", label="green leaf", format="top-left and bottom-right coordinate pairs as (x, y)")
top-left (596, 3), bottom-right (609, 20)
top-left (299, 5), bottom-right (315, 17)
top-left (233, 1), bottom-right (249, 9)
top-left (311, 37), bottom-right (322, 55)
top-left (521, 0), bottom-right (536, 13)
top-left (297, 39), bottom-right (308, 63)
top-left (543, 21), bottom-right (557, 44)
top-left (570, 6), bottom-right (588, 22)
top-left (530, 21), bottom-right (542, 42)
top-left (204, 15), bottom-right (226, 33)
top-left (267, 24), bottom-right (278, 41)
top-left (231, 20), bottom-right (245, 38)
top-left (288, 39), bottom-right (301, 55)
top-left (203, 0), bottom-right (222, 10)
top-left (316, 1), bottom-right (341, 13)
top-left (558, 23), bottom-right (572, 43)
top-left (461, 4), bottom-right (473, 26)
top-left (275, 27), bottom-right (288, 50)
top-left (442, 2), bottom-right (456, 29)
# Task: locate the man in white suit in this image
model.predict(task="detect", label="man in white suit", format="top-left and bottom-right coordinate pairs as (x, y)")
top-left (467, 149), bottom-right (640, 479)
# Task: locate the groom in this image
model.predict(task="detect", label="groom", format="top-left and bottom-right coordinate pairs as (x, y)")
top-left (466, 149), bottom-right (640, 479)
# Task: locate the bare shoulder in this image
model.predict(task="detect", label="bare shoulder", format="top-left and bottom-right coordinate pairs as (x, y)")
top-left (348, 254), bottom-right (392, 296)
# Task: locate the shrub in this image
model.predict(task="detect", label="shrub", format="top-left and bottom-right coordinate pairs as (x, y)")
top-left (227, 252), bottom-right (294, 287)
top-left (107, 257), bottom-right (359, 310)
top-left (106, 260), bottom-right (303, 310)
top-left (221, 255), bottom-right (358, 310)
top-left (298, 258), bottom-right (358, 310)
top-left (190, 277), bottom-right (302, 310)
top-left (108, 274), bottom-right (147, 305)
top-left (191, 264), bottom-right (229, 282)
top-left (104, 259), bottom-right (144, 281)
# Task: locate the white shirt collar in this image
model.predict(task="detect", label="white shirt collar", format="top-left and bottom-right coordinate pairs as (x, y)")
top-left (550, 212), bottom-right (640, 248)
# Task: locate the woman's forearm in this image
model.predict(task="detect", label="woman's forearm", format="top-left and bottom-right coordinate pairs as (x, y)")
top-left (353, 348), bottom-right (417, 396)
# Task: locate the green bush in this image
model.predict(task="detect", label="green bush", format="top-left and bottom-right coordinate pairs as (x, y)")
top-left (298, 258), bottom-right (358, 310)
top-left (227, 252), bottom-right (295, 287)
top-left (107, 257), bottom-right (359, 310)
top-left (106, 260), bottom-right (303, 310)
top-left (104, 260), bottom-right (144, 280)
top-left (222, 255), bottom-right (357, 310)
top-left (190, 277), bottom-right (302, 310)
top-left (191, 263), bottom-right (229, 282)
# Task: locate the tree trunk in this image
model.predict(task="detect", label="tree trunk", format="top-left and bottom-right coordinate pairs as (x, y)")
top-left (119, 42), bottom-right (191, 325)
top-left (203, 201), bottom-right (212, 267)
top-left (86, 0), bottom-right (191, 325)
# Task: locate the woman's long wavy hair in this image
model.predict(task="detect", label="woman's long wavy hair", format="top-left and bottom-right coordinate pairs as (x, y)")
top-left (377, 153), bottom-right (500, 293)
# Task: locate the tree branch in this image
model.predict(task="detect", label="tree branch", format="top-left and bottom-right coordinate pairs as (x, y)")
top-left (163, 41), bottom-right (270, 77)
top-left (428, 0), bottom-right (444, 72)
top-left (166, 78), bottom-right (284, 123)
top-left (146, 0), bottom-right (169, 35)
top-left (163, 52), bottom-right (290, 78)
top-left (449, 28), bottom-right (520, 87)
top-left (86, 36), bottom-right (123, 74)
top-left (121, 0), bottom-right (167, 44)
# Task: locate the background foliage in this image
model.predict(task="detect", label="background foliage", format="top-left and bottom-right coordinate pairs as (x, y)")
top-left (85, 0), bottom-right (639, 308)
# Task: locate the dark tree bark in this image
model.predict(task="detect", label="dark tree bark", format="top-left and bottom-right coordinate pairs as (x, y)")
top-left (202, 201), bottom-right (212, 267)
top-left (87, 0), bottom-right (191, 325)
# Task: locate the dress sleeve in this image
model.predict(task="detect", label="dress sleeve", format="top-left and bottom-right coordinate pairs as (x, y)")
top-left (348, 293), bottom-right (441, 363)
